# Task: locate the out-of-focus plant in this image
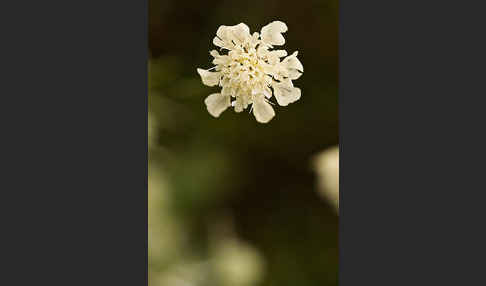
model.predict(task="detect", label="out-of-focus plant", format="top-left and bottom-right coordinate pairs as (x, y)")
top-left (149, 60), bottom-right (265, 286)
top-left (313, 146), bottom-right (339, 212)
top-left (211, 237), bottom-right (264, 286)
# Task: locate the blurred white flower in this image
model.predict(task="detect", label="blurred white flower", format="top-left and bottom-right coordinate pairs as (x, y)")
top-left (313, 146), bottom-right (339, 212)
top-left (212, 238), bottom-right (264, 286)
top-left (197, 21), bottom-right (303, 123)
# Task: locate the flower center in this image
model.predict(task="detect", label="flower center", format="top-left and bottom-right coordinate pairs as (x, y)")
top-left (220, 49), bottom-right (267, 97)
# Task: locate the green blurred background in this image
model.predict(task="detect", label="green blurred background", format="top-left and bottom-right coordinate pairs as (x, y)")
top-left (149, 0), bottom-right (338, 285)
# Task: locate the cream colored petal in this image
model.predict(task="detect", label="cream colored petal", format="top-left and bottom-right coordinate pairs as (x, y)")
top-left (260, 21), bottom-right (288, 46)
top-left (264, 75), bottom-right (273, 86)
top-left (216, 23), bottom-right (250, 46)
top-left (204, 93), bottom-right (231, 118)
top-left (220, 77), bottom-right (231, 87)
top-left (221, 85), bottom-right (233, 97)
top-left (282, 51), bottom-right (303, 71)
top-left (250, 32), bottom-right (260, 47)
top-left (210, 50), bottom-right (220, 57)
top-left (281, 51), bottom-right (303, 79)
top-left (240, 91), bottom-right (251, 109)
top-left (231, 23), bottom-right (251, 44)
top-left (232, 97), bottom-right (244, 113)
top-left (252, 97), bottom-right (275, 123)
top-left (272, 71), bottom-right (285, 82)
top-left (213, 36), bottom-right (228, 49)
top-left (261, 62), bottom-right (277, 76)
top-left (216, 25), bottom-right (232, 42)
top-left (197, 68), bottom-right (221, 87)
top-left (233, 90), bottom-right (250, 113)
top-left (212, 55), bottom-right (230, 66)
top-left (263, 86), bottom-right (272, 99)
top-left (269, 50), bottom-right (288, 58)
top-left (273, 80), bottom-right (301, 106)
top-left (257, 45), bottom-right (269, 58)
top-left (264, 50), bottom-right (287, 65)
top-left (210, 50), bottom-right (230, 66)
top-left (287, 69), bottom-right (302, 80)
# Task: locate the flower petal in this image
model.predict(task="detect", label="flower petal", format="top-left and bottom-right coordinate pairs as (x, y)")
top-left (204, 93), bottom-right (231, 117)
top-left (210, 50), bottom-right (228, 65)
top-left (287, 69), bottom-right (303, 80)
top-left (261, 61), bottom-right (277, 76)
top-left (263, 86), bottom-right (272, 99)
top-left (231, 23), bottom-right (251, 44)
top-left (252, 97), bottom-right (275, 123)
top-left (221, 85), bottom-right (233, 97)
top-left (210, 50), bottom-right (220, 57)
top-left (216, 23), bottom-right (250, 46)
top-left (260, 49), bottom-right (288, 65)
top-left (282, 51), bottom-right (303, 71)
top-left (260, 21), bottom-right (288, 46)
top-left (281, 52), bottom-right (303, 80)
top-left (273, 80), bottom-right (301, 106)
top-left (213, 36), bottom-right (228, 49)
top-left (257, 45), bottom-right (269, 58)
top-left (232, 96), bottom-right (244, 113)
top-left (216, 26), bottom-right (232, 42)
top-left (197, 68), bottom-right (221, 86)
top-left (250, 32), bottom-right (260, 47)
top-left (269, 50), bottom-right (288, 62)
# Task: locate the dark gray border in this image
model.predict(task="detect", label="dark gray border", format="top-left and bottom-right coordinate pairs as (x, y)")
top-left (341, 0), bottom-right (486, 284)
top-left (1, 0), bottom-right (148, 284)
top-left (3, 0), bottom-right (485, 284)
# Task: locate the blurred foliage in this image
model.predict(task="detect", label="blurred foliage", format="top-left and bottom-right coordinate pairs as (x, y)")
top-left (149, 0), bottom-right (338, 285)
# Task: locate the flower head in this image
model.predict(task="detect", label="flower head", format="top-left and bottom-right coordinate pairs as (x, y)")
top-left (197, 21), bottom-right (303, 123)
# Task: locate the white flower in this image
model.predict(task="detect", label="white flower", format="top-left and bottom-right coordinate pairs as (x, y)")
top-left (313, 146), bottom-right (339, 212)
top-left (197, 21), bottom-right (303, 123)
